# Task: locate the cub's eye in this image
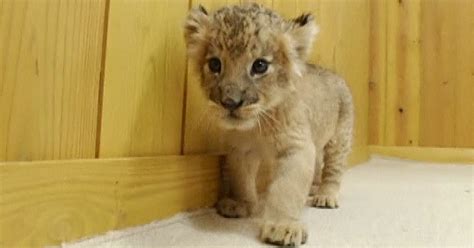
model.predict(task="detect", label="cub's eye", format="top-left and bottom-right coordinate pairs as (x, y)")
top-left (208, 57), bottom-right (221, 74)
top-left (251, 59), bottom-right (269, 75)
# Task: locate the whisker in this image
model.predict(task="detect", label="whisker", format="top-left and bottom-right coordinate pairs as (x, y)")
top-left (256, 113), bottom-right (263, 135)
top-left (260, 108), bottom-right (281, 129)
top-left (258, 109), bottom-right (278, 133)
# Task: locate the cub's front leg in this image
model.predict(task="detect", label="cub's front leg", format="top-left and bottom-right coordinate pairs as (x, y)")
top-left (217, 148), bottom-right (260, 218)
top-left (259, 140), bottom-right (315, 246)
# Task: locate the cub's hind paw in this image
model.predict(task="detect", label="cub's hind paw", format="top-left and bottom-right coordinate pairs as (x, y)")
top-left (309, 185), bottom-right (319, 196)
top-left (260, 221), bottom-right (308, 247)
top-left (312, 193), bottom-right (339, 209)
top-left (216, 198), bottom-right (249, 218)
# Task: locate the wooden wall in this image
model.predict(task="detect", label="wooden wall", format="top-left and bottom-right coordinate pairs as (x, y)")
top-left (5, 0), bottom-right (472, 247)
top-left (369, 0), bottom-right (474, 148)
top-left (1, 1), bottom-right (213, 246)
top-left (0, 0), bottom-right (106, 161)
top-left (99, 0), bottom-right (189, 158)
top-left (0, 0), bottom-right (191, 161)
top-left (1, 0), bottom-right (371, 163)
top-left (0, 1), bottom-right (370, 246)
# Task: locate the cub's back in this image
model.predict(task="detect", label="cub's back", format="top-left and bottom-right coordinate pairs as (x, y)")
top-left (297, 64), bottom-right (351, 150)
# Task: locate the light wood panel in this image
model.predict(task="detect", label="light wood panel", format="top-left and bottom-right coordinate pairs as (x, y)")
top-left (0, 155), bottom-right (220, 247)
top-left (184, 0), bottom-right (370, 164)
top-left (368, 0), bottom-right (387, 145)
top-left (385, 0), bottom-right (421, 146)
top-left (99, 0), bottom-right (188, 158)
top-left (369, 146), bottom-right (474, 164)
top-left (419, 0), bottom-right (474, 147)
top-left (0, 0), bottom-right (106, 161)
top-left (369, 0), bottom-right (474, 149)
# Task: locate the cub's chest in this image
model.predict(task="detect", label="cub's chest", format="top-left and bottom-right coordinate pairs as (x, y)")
top-left (227, 131), bottom-right (277, 155)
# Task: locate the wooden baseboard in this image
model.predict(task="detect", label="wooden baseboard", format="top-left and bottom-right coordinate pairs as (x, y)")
top-left (5, 145), bottom-right (470, 247)
top-left (369, 146), bottom-right (474, 164)
top-left (0, 155), bottom-right (220, 247)
top-left (348, 145), bottom-right (369, 166)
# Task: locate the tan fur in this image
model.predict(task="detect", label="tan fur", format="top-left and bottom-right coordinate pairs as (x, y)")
top-left (184, 3), bottom-right (353, 246)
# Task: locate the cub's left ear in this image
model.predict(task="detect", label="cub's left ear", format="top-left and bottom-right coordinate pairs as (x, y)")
top-left (184, 5), bottom-right (210, 58)
top-left (287, 13), bottom-right (319, 59)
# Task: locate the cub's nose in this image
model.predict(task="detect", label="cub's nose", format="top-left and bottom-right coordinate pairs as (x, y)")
top-left (221, 97), bottom-right (243, 111)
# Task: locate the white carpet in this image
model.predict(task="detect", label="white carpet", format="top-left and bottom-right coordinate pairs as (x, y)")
top-left (63, 157), bottom-right (474, 247)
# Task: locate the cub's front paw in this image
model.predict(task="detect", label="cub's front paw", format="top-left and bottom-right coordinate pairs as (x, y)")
top-left (216, 198), bottom-right (249, 218)
top-left (260, 221), bottom-right (308, 246)
top-left (312, 192), bottom-right (339, 208)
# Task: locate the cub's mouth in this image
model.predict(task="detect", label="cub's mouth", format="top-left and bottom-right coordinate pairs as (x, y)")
top-left (207, 96), bottom-right (262, 130)
top-left (228, 110), bottom-right (242, 119)
top-left (223, 109), bottom-right (249, 123)
top-left (217, 107), bottom-right (259, 130)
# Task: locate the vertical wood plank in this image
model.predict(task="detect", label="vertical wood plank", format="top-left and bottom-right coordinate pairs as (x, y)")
top-left (419, 0), bottom-right (474, 147)
top-left (99, 0), bottom-right (188, 157)
top-left (368, 0), bottom-right (387, 145)
top-left (369, 0), bottom-right (473, 149)
top-left (0, 0), bottom-right (106, 161)
top-left (385, 0), bottom-right (421, 146)
top-left (243, 0), bottom-right (273, 7)
top-left (272, 0), bottom-right (297, 18)
top-left (454, 0), bottom-right (474, 149)
top-left (192, 0), bottom-right (243, 10)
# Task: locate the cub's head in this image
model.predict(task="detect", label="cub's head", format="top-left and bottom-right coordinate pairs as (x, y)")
top-left (184, 3), bottom-right (318, 130)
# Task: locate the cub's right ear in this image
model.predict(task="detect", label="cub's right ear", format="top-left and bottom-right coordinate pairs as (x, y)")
top-left (184, 5), bottom-right (210, 58)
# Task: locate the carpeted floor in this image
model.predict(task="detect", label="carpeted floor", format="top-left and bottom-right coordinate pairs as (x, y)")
top-left (64, 157), bottom-right (474, 247)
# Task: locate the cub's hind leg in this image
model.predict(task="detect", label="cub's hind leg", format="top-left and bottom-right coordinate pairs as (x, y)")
top-left (312, 136), bottom-right (350, 208)
top-left (312, 87), bottom-right (353, 209)
top-left (309, 153), bottom-right (323, 196)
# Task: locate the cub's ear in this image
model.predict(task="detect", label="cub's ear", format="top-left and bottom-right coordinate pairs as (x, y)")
top-left (184, 5), bottom-right (210, 58)
top-left (287, 13), bottom-right (319, 59)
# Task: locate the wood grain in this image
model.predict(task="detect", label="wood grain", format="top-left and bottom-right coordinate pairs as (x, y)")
top-left (99, 0), bottom-right (188, 158)
top-left (419, 0), bottom-right (474, 147)
top-left (385, 0), bottom-right (421, 146)
top-left (0, 0), bottom-right (106, 161)
top-left (0, 155), bottom-right (220, 247)
top-left (369, 0), bottom-right (473, 148)
top-left (368, 0), bottom-right (387, 145)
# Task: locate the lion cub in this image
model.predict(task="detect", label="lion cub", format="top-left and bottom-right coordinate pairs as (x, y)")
top-left (184, 3), bottom-right (353, 246)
